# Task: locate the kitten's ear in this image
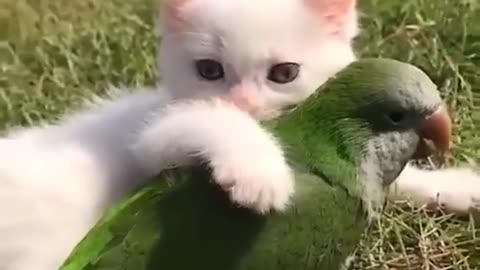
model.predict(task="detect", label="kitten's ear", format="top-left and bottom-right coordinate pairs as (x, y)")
top-left (303, 0), bottom-right (358, 38)
top-left (161, 0), bottom-right (194, 33)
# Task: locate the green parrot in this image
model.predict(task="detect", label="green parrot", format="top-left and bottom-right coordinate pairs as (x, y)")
top-left (60, 58), bottom-right (452, 270)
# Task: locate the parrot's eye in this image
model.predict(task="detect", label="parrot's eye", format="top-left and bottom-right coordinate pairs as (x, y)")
top-left (386, 111), bottom-right (406, 124)
top-left (195, 59), bottom-right (224, 81)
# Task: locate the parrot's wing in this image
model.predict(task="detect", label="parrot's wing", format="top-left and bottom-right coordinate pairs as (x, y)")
top-left (59, 180), bottom-right (165, 270)
top-left (61, 166), bottom-right (366, 270)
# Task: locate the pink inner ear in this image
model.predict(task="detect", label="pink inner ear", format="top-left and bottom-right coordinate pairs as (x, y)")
top-left (163, 0), bottom-right (192, 32)
top-left (304, 0), bottom-right (355, 25)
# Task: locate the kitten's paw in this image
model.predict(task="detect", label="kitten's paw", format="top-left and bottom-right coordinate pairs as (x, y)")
top-left (422, 188), bottom-right (480, 214)
top-left (397, 166), bottom-right (480, 215)
top-left (423, 191), bottom-right (480, 214)
top-left (212, 155), bottom-right (294, 214)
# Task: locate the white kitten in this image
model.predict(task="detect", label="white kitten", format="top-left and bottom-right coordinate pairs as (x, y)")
top-left (143, 0), bottom-right (358, 212)
top-left (0, 0), bottom-right (358, 269)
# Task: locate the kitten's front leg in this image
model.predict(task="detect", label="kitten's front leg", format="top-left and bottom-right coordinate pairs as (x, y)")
top-left (132, 99), bottom-right (294, 214)
top-left (389, 164), bottom-right (480, 214)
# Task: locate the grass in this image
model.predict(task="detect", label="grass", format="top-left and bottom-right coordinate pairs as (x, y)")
top-left (1, 0), bottom-right (479, 269)
top-left (353, 1), bottom-right (480, 268)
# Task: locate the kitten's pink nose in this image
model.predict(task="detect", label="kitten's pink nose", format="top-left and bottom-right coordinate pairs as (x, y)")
top-left (227, 85), bottom-right (259, 112)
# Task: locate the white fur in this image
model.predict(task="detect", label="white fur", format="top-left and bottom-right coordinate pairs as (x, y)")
top-left (0, 94), bottom-right (292, 269)
top-left (0, 89), bottom-right (171, 270)
top-left (132, 99), bottom-right (294, 213)
top-left (389, 164), bottom-right (480, 213)
top-left (159, 0), bottom-right (357, 119)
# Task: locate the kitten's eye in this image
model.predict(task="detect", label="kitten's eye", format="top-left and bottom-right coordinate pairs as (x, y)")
top-left (386, 111), bottom-right (406, 124)
top-left (267, 63), bottom-right (300, 84)
top-left (195, 59), bottom-right (224, 81)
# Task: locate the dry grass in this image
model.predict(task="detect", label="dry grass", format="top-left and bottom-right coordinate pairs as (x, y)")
top-left (1, 0), bottom-right (480, 269)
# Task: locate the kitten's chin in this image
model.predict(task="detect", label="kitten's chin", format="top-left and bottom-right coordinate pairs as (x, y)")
top-left (250, 108), bottom-right (282, 121)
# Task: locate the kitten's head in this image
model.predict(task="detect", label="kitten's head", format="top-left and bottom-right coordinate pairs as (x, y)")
top-left (159, 0), bottom-right (358, 119)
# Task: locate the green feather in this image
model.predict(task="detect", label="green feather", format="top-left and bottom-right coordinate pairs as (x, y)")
top-left (62, 169), bottom-right (365, 270)
top-left (60, 58), bottom-right (442, 270)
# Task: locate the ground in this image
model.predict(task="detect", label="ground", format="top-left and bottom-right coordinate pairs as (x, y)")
top-left (1, 0), bottom-right (479, 269)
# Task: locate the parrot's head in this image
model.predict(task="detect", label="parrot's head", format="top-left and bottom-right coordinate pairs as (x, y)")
top-left (274, 58), bottom-right (452, 214)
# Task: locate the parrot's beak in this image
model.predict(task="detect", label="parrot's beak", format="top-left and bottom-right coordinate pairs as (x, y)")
top-left (414, 105), bottom-right (452, 158)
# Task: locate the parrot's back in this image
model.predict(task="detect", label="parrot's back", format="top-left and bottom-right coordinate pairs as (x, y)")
top-left (61, 166), bottom-right (366, 270)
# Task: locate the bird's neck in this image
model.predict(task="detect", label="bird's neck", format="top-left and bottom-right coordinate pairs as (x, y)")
top-left (269, 119), bottom-right (386, 219)
top-left (265, 118), bottom-right (363, 198)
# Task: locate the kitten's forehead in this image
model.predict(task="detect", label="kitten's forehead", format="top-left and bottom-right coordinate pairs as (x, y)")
top-left (188, 0), bottom-right (310, 39)
top-left (181, 0), bottom-right (317, 67)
